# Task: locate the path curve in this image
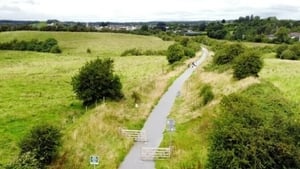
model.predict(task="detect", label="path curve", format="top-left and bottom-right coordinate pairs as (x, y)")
top-left (119, 47), bottom-right (209, 169)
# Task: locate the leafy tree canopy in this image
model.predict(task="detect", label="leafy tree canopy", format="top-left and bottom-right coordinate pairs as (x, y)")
top-left (71, 58), bottom-right (123, 106)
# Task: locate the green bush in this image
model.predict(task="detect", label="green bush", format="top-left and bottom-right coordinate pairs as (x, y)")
top-left (184, 47), bottom-right (195, 58)
top-left (281, 49), bottom-right (297, 60)
top-left (86, 48), bottom-right (91, 54)
top-left (143, 49), bottom-right (166, 56)
top-left (289, 43), bottom-right (300, 56)
top-left (0, 38), bottom-right (61, 53)
top-left (5, 152), bottom-right (40, 169)
top-left (179, 37), bottom-right (190, 47)
top-left (187, 41), bottom-right (201, 52)
top-left (120, 48), bottom-right (143, 56)
top-left (41, 38), bottom-right (58, 52)
top-left (276, 43), bottom-right (300, 60)
top-left (166, 43), bottom-right (185, 64)
top-left (276, 44), bottom-right (289, 59)
top-left (50, 45), bottom-right (62, 53)
top-left (200, 84), bottom-right (214, 105)
top-left (121, 48), bottom-right (166, 56)
top-left (71, 58), bottom-right (124, 106)
top-left (207, 84), bottom-right (300, 169)
top-left (131, 91), bottom-right (141, 104)
top-left (19, 124), bottom-right (62, 168)
top-left (233, 51), bottom-right (263, 79)
top-left (213, 43), bottom-right (245, 65)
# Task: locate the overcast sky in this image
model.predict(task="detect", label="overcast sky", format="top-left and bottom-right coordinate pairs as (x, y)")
top-left (1, 0), bottom-right (300, 22)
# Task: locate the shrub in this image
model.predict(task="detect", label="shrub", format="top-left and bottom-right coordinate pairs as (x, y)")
top-left (187, 41), bottom-right (201, 52)
top-left (41, 38), bottom-right (58, 52)
top-left (166, 43), bottom-right (185, 64)
top-left (0, 38), bottom-right (61, 53)
top-left (213, 43), bottom-right (245, 65)
top-left (19, 124), bottom-right (62, 168)
top-left (131, 91), bottom-right (141, 104)
top-left (121, 48), bottom-right (143, 56)
top-left (207, 84), bottom-right (300, 169)
top-left (71, 58), bottom-right (123, 106)
top-left (233, 51), bottom-right (263, 79)
top-left (200, 84), bottom-right (214, 105)
top-left (86, 48), bottom-right (91, 54)
top-left (179, 37), bottom-right (190, 47)
top-left (120, 48), bottom-right (143, 56)
top-left (50, 45), bottom-right (62, 53)
top-left (289, 43), bottom-right (300, 59)
top-left (121, 48), bottom-right (166, 56)
top-left (5, 152), bottom-right (40, 169)
top-left (276, 44), bottom-right (288, 59)
top-left (184, 47), bottom-right (195, 58)
top-left (281, 49), bottom-right (297, 60)
top-left (144, 49), bottom-right (166, 56)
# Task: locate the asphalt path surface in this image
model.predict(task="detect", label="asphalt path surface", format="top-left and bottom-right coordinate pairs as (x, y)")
top-left (119, 47), bottom-right (209, 169)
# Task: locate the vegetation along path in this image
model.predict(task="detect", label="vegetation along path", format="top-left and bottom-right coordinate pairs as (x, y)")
top-left (119, 47), bottom-right (209, 169)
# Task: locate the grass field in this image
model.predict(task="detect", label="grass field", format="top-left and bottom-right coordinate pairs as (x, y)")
top-left (260, 58), bottom-right (300, 110)
top-left (0, 31), bottom-right (177, 167)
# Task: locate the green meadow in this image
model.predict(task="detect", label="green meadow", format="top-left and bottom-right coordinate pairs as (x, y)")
top-left (260, 58), bottom-right (300, 106)
top-left (0, 31), bottom-right (176, 166)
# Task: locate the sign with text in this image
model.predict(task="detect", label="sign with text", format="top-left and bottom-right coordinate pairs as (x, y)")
top-left (90, 155), bottom-right (100, 165)
top-left (166, 119), bottom-right (175, 132)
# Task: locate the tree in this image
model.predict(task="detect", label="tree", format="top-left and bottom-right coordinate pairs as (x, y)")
top-left (289, 43), bottom-right (300, 57)
top-left (276, 44), bottom-right (288, 58)
top-left (19, 124), bottom-right (62, 168)
top-left (206, 22), bottom-right (228, 39)
top-left (275, 27), bottom-right (290, 43)
top-left (140, 25), bottom-right (149, 32)
top-left (155, 22), bottom-right (167, 31)
top-left (233, 51), bottom-right (263, 79)
top-left (71, 58), bottom-right (123, 106)
top-left (166, 43), bottom-right (185, 64)
top-left (213, 43), bottom-right (245, 65)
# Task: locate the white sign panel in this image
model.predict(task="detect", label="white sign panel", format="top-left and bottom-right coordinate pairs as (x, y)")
top-left (90, 155), bottom-right (100, 165)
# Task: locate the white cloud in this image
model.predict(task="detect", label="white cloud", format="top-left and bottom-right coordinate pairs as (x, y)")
top-left (0, 0), bottom-right (300, 21)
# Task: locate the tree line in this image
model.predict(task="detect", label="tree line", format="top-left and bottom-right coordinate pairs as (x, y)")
top-left (206, 15), bottom-right (300, 43)
top-left (0, 38), bottom-right (61, 53)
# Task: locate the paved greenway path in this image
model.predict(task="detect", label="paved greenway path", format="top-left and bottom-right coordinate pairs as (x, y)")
top-left (119, 47), bottom-right (209, 169)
